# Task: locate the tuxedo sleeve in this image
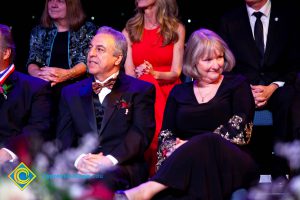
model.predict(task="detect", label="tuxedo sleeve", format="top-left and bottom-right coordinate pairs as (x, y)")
top-left (110, 84), bottom-right (156, 164)
top-left (56, 88), bottom-right (76, 150)
top-left (5, 81), bottom-right (53, 155)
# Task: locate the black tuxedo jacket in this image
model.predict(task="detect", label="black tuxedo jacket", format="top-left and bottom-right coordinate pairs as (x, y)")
top-left (0, 71), bottom-right (53, 156)
top-left (56, 72), bottom-right (155, 183)
top-left (219, 0), bottom-right (300, 85)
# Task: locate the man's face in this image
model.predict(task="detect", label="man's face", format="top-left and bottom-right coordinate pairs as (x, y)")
top-left (87, 33), bottom-right (121, 80)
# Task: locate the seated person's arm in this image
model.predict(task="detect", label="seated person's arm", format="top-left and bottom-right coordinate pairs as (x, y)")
top-left (2, 80), bottom-right (52, 163)
top-left (214, 77), bottom-right (255, 145)
top-left (122, 29), bottom-right (137, 77)
top-left (251, 83), bottom-right (279, 108)
top-left (45, 62), bottom-right (87, 86)
top-left (28, 63), bottom-right (43, 79)
top-left (29, 62), bottom-right (87, 86)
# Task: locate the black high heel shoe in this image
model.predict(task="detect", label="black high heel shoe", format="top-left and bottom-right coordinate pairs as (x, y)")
top-left (114, 190), bottom-right (129, 200)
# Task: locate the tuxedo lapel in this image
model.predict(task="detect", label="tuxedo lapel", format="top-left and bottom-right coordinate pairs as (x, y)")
top-left (99, 89), bottom-right (121, 134)
top-left (79, 77), bottom-right (98, 133)
top-left (99, 73), bottom-right (129, 135)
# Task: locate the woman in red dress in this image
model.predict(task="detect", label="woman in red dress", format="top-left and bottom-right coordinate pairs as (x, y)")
top-left (122, 0), bottom-right (185, 176)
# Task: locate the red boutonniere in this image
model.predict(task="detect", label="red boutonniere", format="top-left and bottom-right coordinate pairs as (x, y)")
top-left (115, 98), bottom-right (131, 115)
top-left (0, 84), bottom-right (12, 100)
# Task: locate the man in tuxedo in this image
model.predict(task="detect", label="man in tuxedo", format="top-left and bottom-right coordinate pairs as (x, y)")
top-left (56, 26), bottom-right (155, 190)
top-left (219, 0), bottom-right (300, 178)
top-left (0, 24), bottom-right (53, 165)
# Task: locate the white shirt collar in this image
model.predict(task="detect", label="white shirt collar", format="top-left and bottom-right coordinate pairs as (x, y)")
top-left (95, 71), bottom-right (119, 84)
top-left (94, 71), bottom-right (119, 104)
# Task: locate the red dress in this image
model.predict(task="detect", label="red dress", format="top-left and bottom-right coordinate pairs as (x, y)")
top-left (132, 27), bottom-right (181, 176)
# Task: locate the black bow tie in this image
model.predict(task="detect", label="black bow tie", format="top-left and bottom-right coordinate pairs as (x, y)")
top-left (92, 78), bottom-right (117, 94)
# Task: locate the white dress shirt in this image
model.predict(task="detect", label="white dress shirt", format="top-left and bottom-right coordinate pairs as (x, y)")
top-left (246, 0), bottom-right (284, 87)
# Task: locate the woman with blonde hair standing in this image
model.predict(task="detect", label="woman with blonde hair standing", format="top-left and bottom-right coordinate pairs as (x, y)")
top-left (122, 0), bottom-right (185, 176)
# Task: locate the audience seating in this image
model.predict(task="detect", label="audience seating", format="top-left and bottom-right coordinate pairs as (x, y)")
top-left (251, 110), bottom-right (274, 176)
top-left (253, 110), bottom-right (273, 126)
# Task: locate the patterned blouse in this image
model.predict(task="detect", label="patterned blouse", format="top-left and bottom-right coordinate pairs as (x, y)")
top-left (27, 21), bottom-right (97, 69)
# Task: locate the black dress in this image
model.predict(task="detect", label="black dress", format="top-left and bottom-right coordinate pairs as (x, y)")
top-left (151, 74), bottom-right (259, 200)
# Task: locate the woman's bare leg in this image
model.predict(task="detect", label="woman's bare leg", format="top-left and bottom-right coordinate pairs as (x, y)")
top-left (125, 181), bottom-right (167, 200)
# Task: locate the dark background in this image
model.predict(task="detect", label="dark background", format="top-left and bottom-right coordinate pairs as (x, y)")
top-left (0, 0), bottom-right (246, 72)
top-left (0, 0), bottom-right (299, 72)
top-left (0, 0), bottom-right (296, 72)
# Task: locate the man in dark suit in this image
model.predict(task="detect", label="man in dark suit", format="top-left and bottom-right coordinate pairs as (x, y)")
top-left (0, 24), bottom-right (53, 165)
top-left (219, 0), bottom-right (300, 178)
top-left (291, 73), bottom-right (300, 140)
top-left (56, 26), bottom-right (155, 190)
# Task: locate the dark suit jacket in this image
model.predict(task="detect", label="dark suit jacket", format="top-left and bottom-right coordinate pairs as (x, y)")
top-left (0, 71), bottom-right (53, 158)
top-left (219, 0), bottom-right (300, 85)
top-left (56, 72), bottom-right (155, 184)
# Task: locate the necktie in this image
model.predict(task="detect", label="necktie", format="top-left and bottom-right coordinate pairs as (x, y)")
top-left (92, 78), bottom-right (116, 94)
top-left (253, 12), bottom-right (264, 57)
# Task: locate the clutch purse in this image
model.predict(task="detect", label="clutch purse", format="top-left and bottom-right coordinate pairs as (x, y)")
top-left (156, 129), bottom-right (176, 171)
top-left (214, 115), bottom-right (253, 145)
